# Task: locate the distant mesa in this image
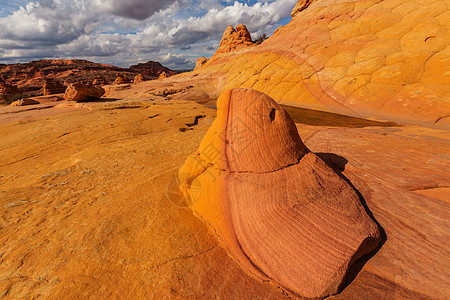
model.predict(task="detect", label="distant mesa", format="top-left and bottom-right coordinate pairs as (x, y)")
top-left (113, 73), bottom-right (131, 85)
top-left (92, 76), bottom-right (108, 86)
top-left (179, 88), bottom-right (381, 299)
top-left (64, 82), bottom-right (105, 102)
top-left (0, 80), bottom-right (19, 98)
top-left (43, 78), bottom-right (66, 96)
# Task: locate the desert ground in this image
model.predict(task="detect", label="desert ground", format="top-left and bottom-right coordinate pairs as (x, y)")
top-left (1, 0), bottom-right (449, 298)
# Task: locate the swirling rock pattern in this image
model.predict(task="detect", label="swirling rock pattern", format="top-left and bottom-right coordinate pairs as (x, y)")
top-left (193, 0), bottom-right (450, 128)
top-left (179, 88), bottom-right (381, 298)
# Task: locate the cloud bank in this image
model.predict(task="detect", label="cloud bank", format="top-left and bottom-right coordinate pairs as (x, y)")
top-left (0, 0), bottom-right (296, 69)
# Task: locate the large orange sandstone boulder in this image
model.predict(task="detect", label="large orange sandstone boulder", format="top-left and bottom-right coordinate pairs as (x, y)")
top-left (43, 78), bottom-right (66, 96)
top-left (192, 0), bottom-right (450, 128)
top-left (64, 82), bottom-right (105, 102)
top-left (179, 88), bottom-right (381, 298)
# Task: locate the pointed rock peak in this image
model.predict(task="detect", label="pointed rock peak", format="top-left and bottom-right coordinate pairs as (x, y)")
top-left (291, 0), bottom-right (316, 18)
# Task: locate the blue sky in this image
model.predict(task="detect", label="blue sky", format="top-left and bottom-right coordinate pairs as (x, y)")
top-left (0, 0), bottom-right (297, 69)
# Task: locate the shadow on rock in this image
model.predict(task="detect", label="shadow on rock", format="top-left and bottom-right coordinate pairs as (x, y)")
top-left (317, 152), bottom-right (387, 292)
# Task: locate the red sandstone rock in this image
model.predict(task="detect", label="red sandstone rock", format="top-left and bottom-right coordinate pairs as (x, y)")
top-left (179, 88), bottom-right (381, 298)
top-left (113, 73), bottom-right (131, 85)
top-left (0, 80), bottom-right (20, 101)
top-left (43, 78), bottom-right (66, 96)
top-left (9, 98), bottom-right (40, 106)
top-left (129, 61), bottom-right (177, 78)
top-left (193, 0), bottom-right (450, 128)
top-left (133, 74), bottom-right (145, 83)
top-left (194, 57), bottom-right (209, 71)
top-left (64, 83), bottom-right (105, 102)
top-left (291, 0), bottom-right (315, 17)
top-left (212, 24), bottom-right (254, 57)
top-left (158, 72), bottom-right (167, 79)
top-left (92, 76), bottom-right (108, 86)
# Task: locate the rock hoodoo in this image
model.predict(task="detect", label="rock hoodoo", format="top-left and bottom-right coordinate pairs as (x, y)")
top-left (133, 74), bottom-right (145, 83)
top-left (43, 78), bottom-right (66, 96)
top-left (92, 76), bottom-right (108, 86)
top-left (64, 83), bottom-right (105, 102)
top-left (179, 88), bottom-right (381, 298)
top-left (113, 73), bottom-right (131, 85)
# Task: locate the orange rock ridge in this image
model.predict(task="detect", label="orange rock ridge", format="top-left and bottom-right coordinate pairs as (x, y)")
top-left (179, 88), bottom-right (381, 298)
top-left (191, 0), bottom-right (450, 128)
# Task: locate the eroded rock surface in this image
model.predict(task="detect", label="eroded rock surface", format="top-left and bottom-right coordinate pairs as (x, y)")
top-left (43, 78), bottom-right (66, 96)
top-left (179, 88), bottom-right (381, 298)
top-left (64, 83), bottom-right (105, 102)
top-left (113, 73), bottom-right (131, 85)
top-left (192, 0), bottom-right (450, 128)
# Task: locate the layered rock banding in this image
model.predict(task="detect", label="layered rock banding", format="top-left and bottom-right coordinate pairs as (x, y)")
top-left (0, 80), bottom-right (20, 103)
top-left (9, 98), bottom-right (40, 106)
top-left (133, 74), bottom-right (145, 83)
top-left (192, 0), bottom-right (450, 128)
top-left (179, 88), bottom-right (381, 298)
top-left (212, 24), bottom-right (254, 58)
top-left (113, 73), bottom-right (131, 85)
top-left (64, 83), bottom-right (105, 102)
top-left (43, 78), bottom-right (66, 95)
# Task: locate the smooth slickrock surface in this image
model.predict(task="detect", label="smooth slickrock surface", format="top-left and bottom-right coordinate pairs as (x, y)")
top-left (64, 83), bottom-right (106, 102)
top-left (0, 79), bottom-right (448, 298)
top-left (191, 0), bottom-right (450, 128)
top-left (179, 88), bottom-right (381, 298)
